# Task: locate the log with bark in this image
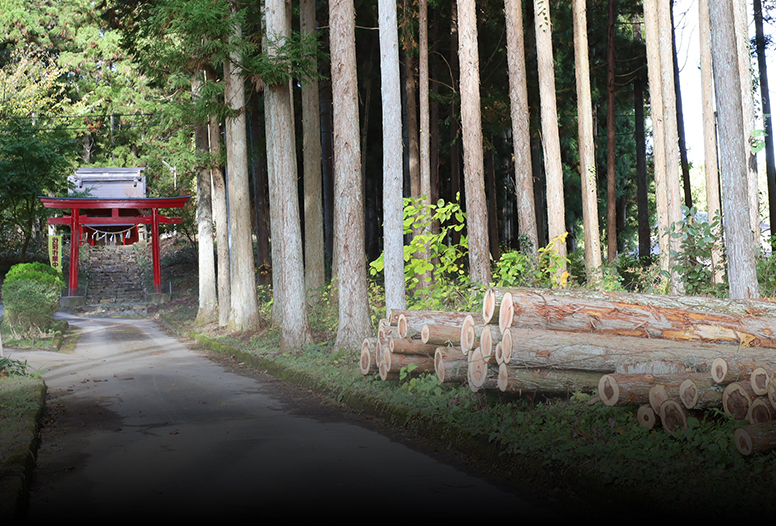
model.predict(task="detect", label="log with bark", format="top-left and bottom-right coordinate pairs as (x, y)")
top-left (746, 398), bottom-right (773, 425)
top-left (492, 286), bottom-right (776, 317)
top-left (421, 323), bottom-right (463, 346)
top-left (659, 398), bottom-right (690, 437)
top-left (388, 336), bottom-right (439, 357)
top-left (710, 357), bottom-right (776, 386)
top-left (733, 420), bottom-right (776, 455)
top-left (598, 373), bottom-right (674, 407)
top-left (378, 348), bottom-right (435, 381)
top-left (434, 347), bottom-right (467, 384)
top-left (497, 364), bottom-right (602, 395)
top-left (498, 289), bottom-right (776, 347)
top-left (722, 381), bottom-right (758, 420)
top-left (499, 327), bottom-right (774, 374)
top-left (678, 376), bottom-right (725, 410)
top-left (387, 309), bottom-right (477, 338)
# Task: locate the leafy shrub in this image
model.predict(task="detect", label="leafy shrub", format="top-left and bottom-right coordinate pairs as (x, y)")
top-left (370, 196), bottom-right (479, 311)
top-left (494, 233), bottom-right (570, 289)
top-left (667, 207), bottom-right (727, 297)
top-left (2, 263), bottom-right (64, 334)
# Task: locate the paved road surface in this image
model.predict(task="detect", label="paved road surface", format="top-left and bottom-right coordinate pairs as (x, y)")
top-left (11, 313), bottom-right (561, 520)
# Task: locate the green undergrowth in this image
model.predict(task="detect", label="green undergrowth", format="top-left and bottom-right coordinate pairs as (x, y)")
top-left (0, 373), bottom-right (44, 470)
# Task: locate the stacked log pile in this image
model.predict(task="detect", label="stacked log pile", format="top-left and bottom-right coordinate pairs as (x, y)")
top-left (360, 288), bottom-right (776, 454)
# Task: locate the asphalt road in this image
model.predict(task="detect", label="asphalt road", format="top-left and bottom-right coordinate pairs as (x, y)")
top-left (11, 313), bottom-right (561, 520)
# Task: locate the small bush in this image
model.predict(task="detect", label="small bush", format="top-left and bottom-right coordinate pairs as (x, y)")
top-left (2, 263), bottom-right (64, 334)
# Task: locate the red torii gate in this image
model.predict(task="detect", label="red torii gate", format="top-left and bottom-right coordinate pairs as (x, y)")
top-left (40, 196), bottom-right (190, 302)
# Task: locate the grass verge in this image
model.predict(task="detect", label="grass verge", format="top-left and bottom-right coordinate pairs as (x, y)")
top-left (0, 374), bottom-right (46, 521)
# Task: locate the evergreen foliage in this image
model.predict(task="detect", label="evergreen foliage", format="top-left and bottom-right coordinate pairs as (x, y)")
top-left (2, 263), bottom-right (64, 334)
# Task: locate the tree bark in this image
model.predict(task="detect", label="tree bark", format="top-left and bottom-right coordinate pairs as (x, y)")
top-left (698, 0), bottom-right (724, 285)
top-left (643, 0), bottom-right (669, 276)
top-left (192, 73), bottom-right (218, 326)
top-left (500, 326), bottom-right (775, 375)
top-left (207, 110), bottom-right (230, 328)
top-left (300, 0), bottom-right (326, 300)
top-left (505, 0), bottom-right (538, 255)
top-left (657, 0), bottom-right (683, 294)
top-left (606, 0), bottom-right (617, 262)
top-left (533, 0), bottom-right (566, 270)
top-left (330, 0), bottom-right (373, 350)
top-left (670, 1), bottom-right (692, 210)
top-left (734, 420), bottom-right (776, 455)
top-left (573, 0), bottom-right (602, 282)
top-left (223, 13), bottom-right (260, 331)
top-left (754, 0), bottom-right (776, 252)
top-left (378, 0), bottom-right (407, 313)
top-left (709, 0), bottom-right (760, 299)
top-left (499, 364), bottom-right (601, 396)
top-left (499, 289), bottom-right (776, 348)
top-left (457, 0), bottom-right (491, 284)
top-left (266, 0), bottom-right (312, 350)
top-left (732, 0), bottom-right (761, 246)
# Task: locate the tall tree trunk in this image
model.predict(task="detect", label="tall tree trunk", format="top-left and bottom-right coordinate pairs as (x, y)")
top-left (657, 0), bottom-right (684, 293)
top-left (330, 0), bottom-right (373, 350)
top-left (733, 0), bottom-right (760, 246)
top-left (505, 0), bottom-right (538, 256)
top-left (698, 0), bottom-right (723, 285)
top-left (300, 0), bottom-right (326, 299)
top-left (449, 4), bottom-right (462, 248)
top-left (457, 0), bottom-right (491, 285)
top-left (379, 0), bottom-right (407, 313)
top-left (208, 111), bottom-right (230, 328)
top-left (573, 0), bottom-right (602, 283)
top-left (606, 0), bottom-right (617, 262)
top-left (754, 0), bottom-right (776, 252)
top-left (709, 0), bottom-right (760, 299)
top-left (419, 0), bottom-right (430, 205)
top-left (193, 73), bottom-right (217, 325)
top-left (633, 13), bottom-right (650, 260)
top-left (267, 0), bottom-right (312, 349)
top-left (670, 1), bottom-right (692, 210)
top-left (403, 0), bottom-right (420, 201)
top-left (486, 147), bottom-right (500, 261)
top-left (224, 11), bottom-right (260, 331)
top-left (643, 0), bottom-right (669, 277)
top-left (248, 107), bottom-right (271, 286)
top-left (533, 0), bottom-right (566, 270)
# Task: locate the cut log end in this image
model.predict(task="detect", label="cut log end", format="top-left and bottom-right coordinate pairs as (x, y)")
top-left (649, 385), bottom-right (668, 413)
top-left (679, 379), bottom-right (699, 409)
top-left (711, 357), bottom-right (728, 384)
top-left (734, 427), bottom-right (754, 456)
top-left (598, 375), bottom-right (620, 406)
top-left (659, 399), bottom-right (688, 437)
top-left (723, 383), bottom-right (753, 421)
top-left (637, 405), bottom-right (658, 429)
top-left (751, 367), bottom-right (770, 396)
top-left (468, 347), bottom-right (487, 389)
top-left (498, 292), bottom-right (514, 334)
top-left (460, 315), bottom-right (476, 354)
top-left (746, 398), bottom-right (773, 425)
top-left (483, 288), bottom-right (496, 324)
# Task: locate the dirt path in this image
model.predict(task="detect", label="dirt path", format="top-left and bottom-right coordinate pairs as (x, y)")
top-left (17, 313), bottom-right (560, 520)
